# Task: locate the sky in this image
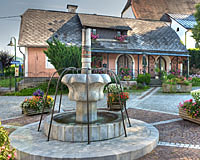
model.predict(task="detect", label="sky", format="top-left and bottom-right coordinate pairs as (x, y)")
top-left (0, 0), bottom-right (127, 58)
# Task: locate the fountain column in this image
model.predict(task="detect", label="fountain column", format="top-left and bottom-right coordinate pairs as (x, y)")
top-left (81, 28), bottom-right (91, 74)
top-left (61, 27), bottom-right (111, 123)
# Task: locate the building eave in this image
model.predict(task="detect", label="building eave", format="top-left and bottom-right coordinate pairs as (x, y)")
top-left (91, 48), bottom-right (189, 57)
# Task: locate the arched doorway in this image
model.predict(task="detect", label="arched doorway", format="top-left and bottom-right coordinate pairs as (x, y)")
top-left (155, 57), bottom-right (167, 71)
top-left (117, 55), bottom-right (133, 76)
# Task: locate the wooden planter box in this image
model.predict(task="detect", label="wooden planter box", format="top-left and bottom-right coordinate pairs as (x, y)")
top-left (22, 108), bottom-right (51, 116)
top-left (162, 83), bottom-right (192, 93)
top-left (179, 108), bottom-right (200, 124)
top-left (107, 101), bottom-right (123, 110)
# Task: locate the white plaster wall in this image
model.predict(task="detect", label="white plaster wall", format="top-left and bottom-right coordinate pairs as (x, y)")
top-left (122, 6), bottom-right (135, 18)
top-left (170, 19), bottom-right (187, 44)
top-left (170, 18), bottom-right (196, 49)
top-left (186, 30), bottom-right (196, 49)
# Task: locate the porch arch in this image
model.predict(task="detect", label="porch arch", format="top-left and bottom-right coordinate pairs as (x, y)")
top-left (155, 56), bottom-right (171, 72)
top-left (115, 54), bottom-right (135, 77)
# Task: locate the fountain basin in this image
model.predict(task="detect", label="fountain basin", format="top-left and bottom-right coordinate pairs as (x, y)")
top-left (10, 119), bottom-right (159, 160)
top-left (43, 111), bottom-right (124, 142)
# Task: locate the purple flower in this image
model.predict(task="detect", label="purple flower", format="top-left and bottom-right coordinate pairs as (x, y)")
top-left (33, 89), bottom-right (44, 97)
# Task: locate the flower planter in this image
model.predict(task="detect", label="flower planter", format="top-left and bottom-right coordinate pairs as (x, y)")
top-left (107, 101), bottom-right (123, 110)
top-left (179, 107), bottom-right (200, 125)
top-left (162, 83), bottom-right (192, 93)
top-left (22, 108), bottom-right (51, 116)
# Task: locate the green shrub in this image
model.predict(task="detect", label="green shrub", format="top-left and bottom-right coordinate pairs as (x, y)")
top-left (137, 73), bottom-right (151, 85)
top-left (167, 74), bottom-right (176, 79)
top-left (191, 77), bottom-right (200, 86)
top-left (191, 89), bottom-right (200, 103)
top-left (136, 83), bottom-right (145, 89)
top-left (0, 122), bottom-right (16, 160)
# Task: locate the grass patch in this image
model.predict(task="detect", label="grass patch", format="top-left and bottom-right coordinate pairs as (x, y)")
top-left (6, 80), bottom-right (69, 96)
top-left (0, 77), bottom-right (22, 87)
top-left (192, 83), bottom-right (200, 86)
top-left (155, 87), bottom-right (191, 95)
top-left (124, 86), bottom-right (150, 93)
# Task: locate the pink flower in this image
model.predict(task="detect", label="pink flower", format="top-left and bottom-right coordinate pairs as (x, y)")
top-left (7, 154), bottom-right (12, 160)
top-left (195, 114), bottom-right (197, 116)
top-left (184, 108), bottom-right (186, 111)
top-left (14, 152), bottom-right (17, 157)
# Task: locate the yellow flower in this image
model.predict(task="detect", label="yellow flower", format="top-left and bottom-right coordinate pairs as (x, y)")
top-left (47, 96), bottom-right (53, 101)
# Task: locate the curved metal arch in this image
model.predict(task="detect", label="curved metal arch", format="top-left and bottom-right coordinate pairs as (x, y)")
top-left (38, 67), bottom-right (131, 144)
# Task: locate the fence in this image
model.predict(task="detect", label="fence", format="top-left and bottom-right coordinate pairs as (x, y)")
top-left (0, 68), bottom-right (147, 93)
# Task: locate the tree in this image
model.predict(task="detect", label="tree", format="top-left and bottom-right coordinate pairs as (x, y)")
top-left (44, 38), bottom-right (82, 74)
top-left (0, 50), bottom-right (13, 70)
top-left (192, 4), bottom-right (200, 47)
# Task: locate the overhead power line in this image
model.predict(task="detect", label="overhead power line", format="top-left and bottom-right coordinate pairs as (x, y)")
top-left (0, 15), bottom-right (20, 19)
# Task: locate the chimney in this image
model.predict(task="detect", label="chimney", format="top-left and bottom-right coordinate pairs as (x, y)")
top-left (67, 4), bottom-right (78, 13)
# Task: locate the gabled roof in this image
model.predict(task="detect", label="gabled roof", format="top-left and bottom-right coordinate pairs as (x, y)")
top-left (19, 9), bottom-right (76, 47)
top-left (92, 19), bottom-right (188, 54)
top-left (78, 14), bottom-right (131, 30)
top-left (18, 8), bottom-right (188, 55)
top-left (121, 0), bottom-right (200, 20)
top-left (167, 13), bottom-right (197, 29)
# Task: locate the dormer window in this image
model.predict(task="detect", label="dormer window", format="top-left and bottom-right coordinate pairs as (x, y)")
top-left (92, 29), bottom-right (97, 35)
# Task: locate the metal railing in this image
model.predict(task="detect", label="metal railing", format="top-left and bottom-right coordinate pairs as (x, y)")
top-left (37, 67), bottom-right (131, 144)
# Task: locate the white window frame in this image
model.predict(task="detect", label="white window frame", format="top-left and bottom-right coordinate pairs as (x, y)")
top-left (45, 56), bottom-right (54, 69)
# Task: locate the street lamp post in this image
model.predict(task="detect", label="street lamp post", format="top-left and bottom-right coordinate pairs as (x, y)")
top-left (8, 37), bottom-right (17, 92)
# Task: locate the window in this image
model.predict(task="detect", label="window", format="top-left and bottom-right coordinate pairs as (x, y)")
top-left (176, 27), bottom-right (179, 32)
top-left (46, 56), bottom-right (54, 69)
top-left (117, 31), bottom-right (121, 37)
top-left (92, 29), bottom-right (97, 35)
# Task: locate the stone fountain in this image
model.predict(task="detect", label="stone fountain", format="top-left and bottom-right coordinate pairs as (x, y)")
top-left (10, 28), bottom-right (159, 160)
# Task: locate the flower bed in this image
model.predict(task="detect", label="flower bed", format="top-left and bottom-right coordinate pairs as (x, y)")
top-left (178, 89), bottom-right (200, 124)
top-left (162, 70), bottom-right (192, 93)
top-left (179, 107), bottom-right (200, 124)
top-left (20, 89), bottom-right (54, 116)
top-left (162, 83), bottom-right (192, 93)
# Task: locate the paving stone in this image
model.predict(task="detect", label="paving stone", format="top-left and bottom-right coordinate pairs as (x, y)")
top-left (10, 119), bottom-right (159, 160)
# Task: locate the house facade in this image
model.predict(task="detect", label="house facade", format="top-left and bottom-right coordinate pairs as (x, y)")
top-left (161, 13), bottom-right (197, 49)
top-left (18, 5), bottom-right (189, 78)
top-left (121, 0), bottom-right (199, 49)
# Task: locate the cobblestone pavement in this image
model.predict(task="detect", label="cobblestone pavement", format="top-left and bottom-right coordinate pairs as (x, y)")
top-left (138, 146), bottom-right (200, 160)
top-left (0, 91), bottom-right (142, 120)
top-left (127, 109), bottom-right (200, 160)
top-left (1, 87), bottom-right (200, 159)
